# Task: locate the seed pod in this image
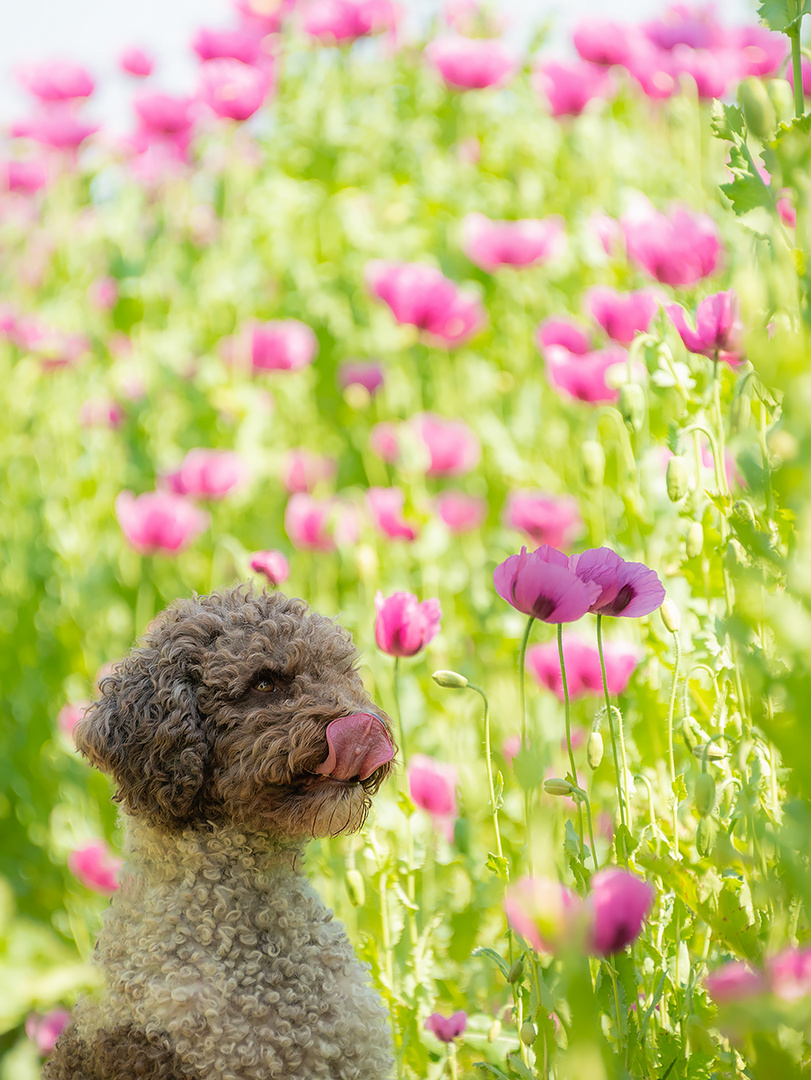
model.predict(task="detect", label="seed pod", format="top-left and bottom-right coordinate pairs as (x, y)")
top-left (520, 1021), bottom-right (536, 1046)
top-left (432, 670), bottom-right (468, 689)
top-left (666, 455), bottom-right (690, 501)
top-left (487, 1020), bottom-right (502, 1043)
top-left (767, 77), bottom-right (794, 125)
top-left (660, 599), bottom-right (680, 634)
top-left (686, 521), bottom-right (704, 559)
top-left (544, 777), bottom-right (574, 796)
top-left (696, 816), bottom-right (717, 857)
top-left (738, 76), bottom-right (777, 140)
top-left (582, 440), bottom-right (606, 486)
top-left (587, 731), bottom-right (604, 769)
top-left (618, 383), bottom-right (646, 432)
top-left (508, 958), bottom-right (524, 985)
top-left (694, 772), bottom-right (716, 817)
top-left (453, 817), bottom-right (471, 854)
top-left (345, 869), bottom-right (365, 907)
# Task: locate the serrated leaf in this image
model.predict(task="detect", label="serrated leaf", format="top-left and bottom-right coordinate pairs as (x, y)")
top-left (486, 852), bottom-right (510, 880)
top-left (506, 1054), bottom-right (536, 1080)
top-left (472, 946), bottom-right (511, 980)
top-left (758, 0), bottom-right (811, 31)
top-left (672, 773), bottom-right (688, 802)
top-left (392, 881), bottom-right (419, 911)
top-left (614, 822), bottom-right (640, 859)
top-left (711, 102), bottom-right (744, 141)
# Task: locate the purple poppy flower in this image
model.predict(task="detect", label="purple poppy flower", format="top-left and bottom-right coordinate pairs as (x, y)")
top-left (568, 547), bottom-right (665, 618)
top-left (424, 1010), bottom-right (467, 1043)
top-left (494, 546), bottom-right (601, 623)
top-left (588, 868), bottom-right (655, 954)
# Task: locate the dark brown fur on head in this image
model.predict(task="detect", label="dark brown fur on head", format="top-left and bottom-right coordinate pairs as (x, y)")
top-left (74, 586), bottom-right (396, 837)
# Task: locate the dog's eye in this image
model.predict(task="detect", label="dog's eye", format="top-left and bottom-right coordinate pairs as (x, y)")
top-left (254, 675), bottom-right (278, 693)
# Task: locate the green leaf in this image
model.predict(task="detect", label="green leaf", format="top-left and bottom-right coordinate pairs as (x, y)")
top-left (710, 102), bottom-right (744, 142)
top-left (485, 852), bottom-right (509, 881)
top-left (473, 1065), bottom-right (512, 1080)
top-left (506, 1054), bottom-right (536, 1080)
top-left (672, 773), bottom-right (688, 803)
top-left (471, 946), bottom-right (511, 980)
top-left (757, 0), bottom-right (811, 32)
top-left (720, 145), bottom-right (773, 216)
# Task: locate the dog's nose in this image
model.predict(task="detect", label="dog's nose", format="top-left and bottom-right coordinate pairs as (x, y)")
top-left (315, 713), bottom-right (394, 782)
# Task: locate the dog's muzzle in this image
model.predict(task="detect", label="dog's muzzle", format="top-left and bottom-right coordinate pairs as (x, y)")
top-left (315, 714), bottom-right (394, 782)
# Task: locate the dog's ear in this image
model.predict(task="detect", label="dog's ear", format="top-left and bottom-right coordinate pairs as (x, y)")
top-left (74, 645), bottom-right (209, 828)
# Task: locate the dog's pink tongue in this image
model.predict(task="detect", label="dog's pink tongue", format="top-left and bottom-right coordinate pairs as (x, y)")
top-left (316, 713), bottom-right (394, 781)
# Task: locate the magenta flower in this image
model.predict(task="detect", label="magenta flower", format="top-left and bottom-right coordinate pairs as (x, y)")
top-left (588, 868), bottom-right (655, 954)
top-left (503, 876), bottom-right (582, 953)
top-left (621, 199), bottom-right (722, 287)
top-left (366, 261), bottom-right (484, 348)
top-left (68, 840), bottom-right (123, 895)
top-left (568, 547), bottom-right (666, 618)
top-left (285, 493), bottom-right (338, 551)
top-left (89, 276), bottom-right (118, 311)
top-left (542, 343), bottom-right (628, 404)
top-left (670, 44), bottom-right (736, 100)
top-left (705, 962), bottom-right (766, 1003)
top-left (425, 36), bottom-right (517, 91)
top-left (11, 109), bottom-right (99, 150)
top-left (115, 490), bottom-right (209, 555)
top-left (367, 487), bottom-right (419, 541)
top-left (532, 58), bottom-right (612, 118)
top-left (192, 25), bottom-right (264, 65)
top-left (642, 5), bottom-right (723, 51)
top-left (502, 734), bottom-right (521, 765)
top-left (573, 20), bottom-right (642, 67)
top-left (435, 491), bottom-right (487, 533)
top-left (734, 26), bottom-right (787, 79)
top-left (588, 212), bottom-right (624, 257)
top-left (26, 1010), bottom-right (71, 1056)
top-left (408, 754), bottom-right (457, 838)
top-left (666, 290), bottom-right (743, 366)
top-left (234, 0), bottom-right (296, 32)
top-left (375, 592), bottom-right (442, 658)
top-left (119, 46), bottom-right (155, 78)
top-left (198, 59), bottom-right (271, 122)
top-left (623, 42), bottom-right (678, 100)
top-left (4, 160), bottom-right (48, 194)
top-left (338, 359), bottom-right (384, 396)
top-left (282, 449), bottom-right (337, 494)
top-left (503, 492), bottom-right (582, 549)
top-left (80, 398), bottom-right (125, 429)
top-left (526, 636), bottom-right (640, 701)
top-left (369, 421), bottom-right (401, 464)
top-left (424, 1011), bottom-right (468, 1043)
top-left (537, 317), bottom-right (592, 355)
top-left (415, 413), bottom-right (480, 477)
top-left (224, 319), bottom-right (318, 372)
top-left (786, 55), bottom-right (811, 96)
top-left (164, 449), bottom-right (249, 500)
top-left (585, 286), bottom-right (659, 346)
top-left (303, 0), bottom-right (401, 43)
top-left (494, 546), bottom-right (601, 623)
top-left (462, 212), bottom-right (566, 273)
top-left (17, 59), bottom-right (94, 102)
top-left (249, 550), bottom-right (290, 586)
top-left (766, 946), bottom-right (811, 1001)
top-left (57, 700), bottom-right (91, 737)
top-left (133, 92), bottom-right (196, 138)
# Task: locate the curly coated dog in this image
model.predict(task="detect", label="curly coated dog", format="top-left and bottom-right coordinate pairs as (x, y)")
top-left (45, 586), bottom-right (397, 1080)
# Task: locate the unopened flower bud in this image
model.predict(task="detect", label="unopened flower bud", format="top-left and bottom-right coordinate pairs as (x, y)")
top-left (731, 500), bottom-right (756, 528)
top-left (692, 741), bottom-right (727, 761)
top-left (587, 731), bottom-right (604, 769)
top-left (345, 869), bottom-right (365, 907)
top-left (661, 599), bottom-right (680, 634)
top-left (453, 817), bottom-right (471, 854)
top-left (666, 456), bottom-right (690, 502)
top-left (738, 76), bottom-right (777, 140)
top-left (681, 716), bottom-right (700, 752)
top-left (508, 958), bottom-right (524, 984)
top-left (582, 440), bottom-right (606, 486)
top-left (767, 78), bottom-right (794, 125)
top-left (544, 778), bottom-right (574, 796)
top-left (696, 815), bottom-right (717, 857)
top-left (694, 772), bottom-right (716, 817)
top-left (432, 670), bottom-right (469, 689)
top-left (686, 522), bottom-right (704, 559)
top-left (520, 1020), bottom-right (536, 1046)
top-left (487, 1019), bottom-right (502, 1042)
top-left (618, 383), bottom-right (646, 432)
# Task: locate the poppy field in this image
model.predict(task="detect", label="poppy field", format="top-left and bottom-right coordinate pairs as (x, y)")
top-left (3, 1), bottom-right (811, 1077)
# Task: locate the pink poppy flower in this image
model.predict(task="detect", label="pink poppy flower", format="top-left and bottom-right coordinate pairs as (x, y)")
top-left (249, 550), bottom-right (290, 585)
top-left (415, 413), bottom-right (480, 476)
top-left (192, 25), bottom-right (264, 65)
top-left (285, 493), bottom-right (338, 551)
top-left (502, 734), bottom-right (521, 765)
top-left (585, 286), bottom-right (659, 346)
top-left (568, 547), bottom-right (666, 618)
top-left (623, 41), bottom-right (678, 99)
top-left (375, 593), bottom-right (442, 658)
top-left (543, 343), bottom-right (629, 404)
top-left (425, 36), bottom-right (517, 91)
top-left (89, 276), bottom-right (118, 311)
top-left (536, 316), bottom-right (592, 355)
top-left (666, 289), bottom-right (743, 366)
top-left (588, 868), bottom-right (655, 954)
top-left (366, 260), bottom-right (484, 348)
top-left (198, 59), bottom-right (272, 122)
top-left (778, 193), bottom-right (796, 229)
top-left (133, 92), bottom-right (196, 137)
top-left (503, 876), bottom-right (582, 953)
top-left (115, 490), bottom-right (210, 555)
top-left (26, 1009), bottom-right (71, 1056)
top-left (303, 0), bottom-right (401, 43)
top-left (369, 421), bottom-right (401, 464)
top-left (494, 545), bottom-right (601, 623)
top-left (435, 491), bottom-right (487, 532)
top-left (408, 753), bottom-right (456, 837)
top-left (4, 159), bottom-right (48, 194)
top-left (733, 26), bottom-right (787, 78)
top-left (588, 212), bottom-right (624, 257)
top-left (786, 55), bottom-right (811, 96)
top-left (57, 700), bottom-right (91, 737)
top-left (621, 198), bottom-right (722, 287)
top-left (80, 397), bottom-right (125, 429)
top-left (164, 449), bottom-right (249, 500)
top-left (642, 5), bottom-right (724, 51)
top-left (573, 20), bottom-right (642, 67)
top-left (766, 946), bottom-right (811, 1001)
top-left (282, 449), bottom-right (337, 494)
top-left (424, 1011), bottom-right (467, 1042)
top-left (338, 359), bottom-right (384, 395)
top-left (224, 319), bottom-right (318, 371)
top-left (234, 0), bottom-right (296, 32)
top-left (119, 47), bottom-right (155, 78)
top-left (669, 44), bottom-right (737, 100)
top-left (14, 321), bottom-right (90, 370)
top-left (503, 491), bottom-right (582, 549)
top-left (17, 59), bottom-right (94, 102)
top-left (532, 58), bottom-right (612, 118)
top-left (705, 961), bottom-right (766, 1002)
top-left (462, 212), bottom-right (566, 272)
top-left (367, 487), bottom-right (419, 541)
top-left (11, 109), bottom-right (99, 150)
top-left (526, 636), bottom-right (640, 700)
top-left (68, 840), bottom-right (123, 895)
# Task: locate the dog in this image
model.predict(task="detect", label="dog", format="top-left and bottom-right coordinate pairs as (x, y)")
top-left (45, 586), bottom-right (397, 1080)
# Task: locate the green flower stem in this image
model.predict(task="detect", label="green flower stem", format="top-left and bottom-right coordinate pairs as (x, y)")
top-left (596, 614), bottom-right (628, 834)
top-left (518, 615), bottom-right (536, 872)
top-left (468, 683), bottom-right (504, 862)
top-left (666, 626), bottom-right (682, 857)
top-left (791, 20), bottom-right (805, 119)
top-left (577, 786), bottom-right (600, 873)
top-left (448, 1042), bottom-right (458, 1080)
top-left (557, 623), bottom-right (585, 859)
top-left (393, 658), bottom-right (418, 948)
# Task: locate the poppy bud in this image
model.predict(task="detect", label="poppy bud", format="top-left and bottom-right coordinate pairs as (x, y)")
top-left (345, 869), bottom-right (365, 907)
top-left (738, 77), bottom-right (776, 140)
top-left (487, 1019), bottom-right (502, 1042)
top-left (767, 78), bottom-right (794, 125)
top-left (453, 817), bottom-right (471, 854)
top-left (681, 716), bottom-right (700, 752)
top-left (660, 599), bottom-right (680, 634)
top-left (694, 772), bottom-right (716, 817)
top-left (666, 456), bottom-right (690, 501)
top-left (544, 777), bottom-right (574, 796)
top-left (618, 383), bottom-right (646, 432)
top-left (520, 1021), bottom-right (536, 1046)
top-left (587, 731), bottom-right (604, 769)
top-left (582, 440), bottom-right (606, 486)
top-left (508, 958), bottom-right (524, 984)
top-left (432, 670), bottom-right (469, 689)
top-left (696, 816), bottom-right (716, 857)
top-left (686, 522), bottom-right (704, 559)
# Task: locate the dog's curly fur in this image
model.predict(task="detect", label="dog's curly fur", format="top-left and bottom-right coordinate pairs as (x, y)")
top-left (45, 586), bottom-right (396, 1080)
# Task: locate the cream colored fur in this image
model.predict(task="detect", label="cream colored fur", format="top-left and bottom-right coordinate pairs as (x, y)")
top-left (73, 818), bottom-right (394, 1080)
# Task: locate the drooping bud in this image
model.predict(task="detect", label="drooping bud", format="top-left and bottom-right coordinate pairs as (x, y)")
top-left (582, 440), bottom-right (606, 486)
top-left (692, 742), bottom-right (727, 761)
top-left (544, 778), bottom-right (575, 796)
top-left (520, 1021), bottom-right (536, 1046)
top-left (508, 958), bottom-right (524, 984)
top-left (681, 716), bottom-right (700, 753)
top-left (660, 599), bottom-right (680, 634)
top-left (666, 455), bottom-right (690, 501)
top-left (738, 77), bottom-right (777, 140)
top-left (432, 670), bottom-right (469, 689)
top-left (587, 731), bottom-right (604, 770)
top-left (618, 383), bottom-right (646, 432)
top-left (345, 869), bottom-right (366, 907)
top-left (487, 1019), bottom-right (502, 1043)
top-left (686, 522), bottom-right (704, 559)
top-left (693, 772), bottom-right (716, 817)
top-left (696, 815), bottom-right (717, 857)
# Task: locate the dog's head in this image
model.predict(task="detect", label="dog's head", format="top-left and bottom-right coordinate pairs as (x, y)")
top-left (74, 586), bottom-right (396, 837)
